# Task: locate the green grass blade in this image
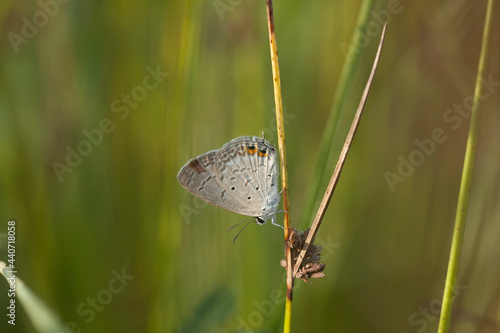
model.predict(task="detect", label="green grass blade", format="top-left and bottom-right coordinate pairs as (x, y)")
top-left (437, 0), bottom-right (495, 332)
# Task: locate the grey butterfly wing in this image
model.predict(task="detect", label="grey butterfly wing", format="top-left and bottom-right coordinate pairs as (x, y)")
top-left (253, 137), bottom-right (280, 219)
top-left (257, 139), bottom-right (280, 218)
top-left (177, 149), bottom-right (258, 216)
top-left (214, 136), bottom-right (279, 218)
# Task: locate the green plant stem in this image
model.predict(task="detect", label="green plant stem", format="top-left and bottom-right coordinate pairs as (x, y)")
top-left (437, 1), bottom-right (495, 332)
top-left (264, 1), bottom-right (292, 332)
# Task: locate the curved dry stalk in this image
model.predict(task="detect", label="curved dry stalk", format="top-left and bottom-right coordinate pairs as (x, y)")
top-left (292, 23), bottom-right (387, 277)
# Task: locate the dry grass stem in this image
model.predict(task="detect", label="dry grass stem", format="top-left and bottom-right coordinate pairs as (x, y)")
top-left (293, 23), bottom-right (387, 278)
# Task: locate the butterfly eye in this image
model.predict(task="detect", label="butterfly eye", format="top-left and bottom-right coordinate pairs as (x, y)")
top-left (230, 186), bottom-right (236, 191)
top-left (247, 196), bottom-right (251, 200)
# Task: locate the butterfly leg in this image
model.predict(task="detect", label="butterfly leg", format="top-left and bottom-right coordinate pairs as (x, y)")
top-left (271, 216), bottom-right (284, 229)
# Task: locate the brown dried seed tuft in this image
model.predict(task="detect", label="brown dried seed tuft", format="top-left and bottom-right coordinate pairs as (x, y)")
top-left (296, 262), bottom-right (326, 283)
top-left (282, 228), bottom-right (326, 283)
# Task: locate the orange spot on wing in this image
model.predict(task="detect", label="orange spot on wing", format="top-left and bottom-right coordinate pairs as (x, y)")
top-left (258, 150), bottom-right (268, 157)
top-left (247, 146), bottom-right (257, 155)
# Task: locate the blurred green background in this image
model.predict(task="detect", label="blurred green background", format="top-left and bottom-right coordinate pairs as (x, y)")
top-left (1, 0), bottom-right (499, 332)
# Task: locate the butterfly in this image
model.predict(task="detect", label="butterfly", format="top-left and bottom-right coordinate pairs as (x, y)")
top-left (177, 136), bottom-right (282, 229)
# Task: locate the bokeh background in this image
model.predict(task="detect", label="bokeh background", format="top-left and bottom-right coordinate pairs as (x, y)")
top-left (1, 0), bottom-right (499, 332)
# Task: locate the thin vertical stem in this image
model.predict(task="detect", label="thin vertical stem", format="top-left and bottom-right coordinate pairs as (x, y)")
top-left (437, 0), bottom-right (495, 332)
top-left (265, 1), bottom-right (292, 332)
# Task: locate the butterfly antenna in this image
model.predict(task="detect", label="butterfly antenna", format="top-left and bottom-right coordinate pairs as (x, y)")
top-left (227, 216), bottom-right (253, 232)
top-left (231, 219), bottom-right (254, 244)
